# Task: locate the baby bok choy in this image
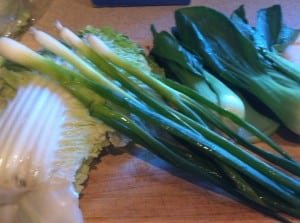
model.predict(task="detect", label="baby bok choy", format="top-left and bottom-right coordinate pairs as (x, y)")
top-left (150, 28), bottom-right (279, 142)
top-left (174, 6), bottom-right (300, 135)
top-left (0, 25), bottom-right (299, 223)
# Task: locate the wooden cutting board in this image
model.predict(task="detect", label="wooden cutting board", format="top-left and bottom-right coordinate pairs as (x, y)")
top-left (20, 0), bottom-right (300, 222)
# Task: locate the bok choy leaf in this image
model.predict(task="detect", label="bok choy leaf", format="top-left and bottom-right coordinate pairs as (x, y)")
top-left (174, 6), bottom-right (300, 135)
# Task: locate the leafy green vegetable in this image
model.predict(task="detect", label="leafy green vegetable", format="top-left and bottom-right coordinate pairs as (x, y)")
top-left (150, 26), bottom-right (279, 142)
top-left (150, 28), bottom-right (244, 116)
top-left (231, 5), bottom-right (300, 82)
top-left (231, 5), bottom-right (300, 51)
top-left (256, 5), bottom-right (298, 51)
top-left (0, 66), bottom-right (123, 222)
top-left (174, 6), bottom-right (300, 135)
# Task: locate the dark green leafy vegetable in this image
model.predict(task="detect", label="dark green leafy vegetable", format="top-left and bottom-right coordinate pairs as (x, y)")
top-left (150, 26), bottom-right (279, 142)
top-left (174, 6), bottom-right (300, 136)
top-left (231, 5), bottom-right (300, 83)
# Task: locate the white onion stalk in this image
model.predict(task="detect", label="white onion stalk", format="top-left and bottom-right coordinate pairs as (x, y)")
top-left (54, 22), bottom-right (113, 72)
top-left (30, 27), bottom-right (129, 98)
top-left (31, 27), bottom-right (105, 84)
top-left (55, 21), bottom-right (88, 54)
top-left (87, 34), bottom-right (120, 63)
top-left (0, 37), bottom-right (64, 84)
top-left (0, 37), bottom-right (45, 69)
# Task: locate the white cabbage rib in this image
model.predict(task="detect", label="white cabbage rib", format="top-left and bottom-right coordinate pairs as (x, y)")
top-left (0, 74), bottom-right (116, 223)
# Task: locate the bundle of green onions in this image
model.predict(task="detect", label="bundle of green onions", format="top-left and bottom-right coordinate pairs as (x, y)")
top-left (0, 21), bottom-right (298, 222)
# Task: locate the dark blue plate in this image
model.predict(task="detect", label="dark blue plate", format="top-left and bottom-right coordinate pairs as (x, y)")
top-left (91, 0), bottom-right (191, 7)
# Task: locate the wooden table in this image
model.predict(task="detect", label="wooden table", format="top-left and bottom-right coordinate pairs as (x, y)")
top-left (21, 0), bottom-right (300, 222)
top-left (80, 138), bottom-right (299, 223)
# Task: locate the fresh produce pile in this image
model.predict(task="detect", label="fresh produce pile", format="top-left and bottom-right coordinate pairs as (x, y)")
top-left (152, 4), bottom-right (300, 136)
top-left (0, 4), bottom-right (299, 223)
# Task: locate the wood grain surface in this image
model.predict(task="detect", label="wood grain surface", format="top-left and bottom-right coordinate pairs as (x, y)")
top-left (20, 0), bottom-right (300, 222)
top-left (80, 136), bottom-right (299, 223)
